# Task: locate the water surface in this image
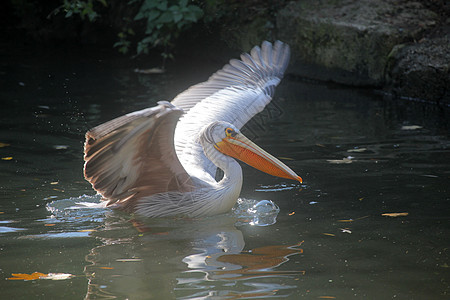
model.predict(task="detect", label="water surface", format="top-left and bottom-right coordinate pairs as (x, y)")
top-left (0, 46), bottom-right (449, 299)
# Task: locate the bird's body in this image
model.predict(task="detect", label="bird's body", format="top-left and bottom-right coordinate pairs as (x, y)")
top-left (83, 41), bottom-right (302, 218)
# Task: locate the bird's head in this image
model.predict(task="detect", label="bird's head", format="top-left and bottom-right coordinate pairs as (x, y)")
top-left (201, 121), bottom-right (302, 183)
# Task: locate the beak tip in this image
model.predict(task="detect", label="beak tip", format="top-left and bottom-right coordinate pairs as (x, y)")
top-left (297, 176), bottom-right (303, 184)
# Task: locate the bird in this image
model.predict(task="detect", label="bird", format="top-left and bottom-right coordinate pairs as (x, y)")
top-left (83, 40), bottom-right (302, 218)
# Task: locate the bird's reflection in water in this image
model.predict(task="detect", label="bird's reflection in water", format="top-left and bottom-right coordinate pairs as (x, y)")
top-left (206, 242), bottom-right (304, 280)
top-left (83, 213), bottom-right (304, 299)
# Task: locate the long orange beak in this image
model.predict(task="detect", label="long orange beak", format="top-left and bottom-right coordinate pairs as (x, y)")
top-left (214, 133), bottom-right (302, 183)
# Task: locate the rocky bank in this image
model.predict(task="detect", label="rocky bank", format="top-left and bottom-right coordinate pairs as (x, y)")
top-left (228, 0), bottom-right (449, 104)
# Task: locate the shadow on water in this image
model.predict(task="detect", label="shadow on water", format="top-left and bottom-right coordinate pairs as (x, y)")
top-left (0, 44), bottom-right (449, 299)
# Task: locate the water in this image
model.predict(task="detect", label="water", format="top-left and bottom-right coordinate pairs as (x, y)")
top-left (0, 45), bottom-right (449, 299)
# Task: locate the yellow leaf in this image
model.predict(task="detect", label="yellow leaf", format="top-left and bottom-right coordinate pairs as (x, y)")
top-left (1, 157), bottom-right (13, 161)
top-left (78, 229), bottom-right (96, 232)
top-left (8, 272), bottom-right (47, 281)
top-left (337, 219), bottom-right (354, 222)
top-left (288, 211), bottom-right (295, 216)
top-left (100, 267), bottom-right (114, 270)
top-left (278, 157), bottom-right (294, 161)
top-left (0, 142), bottom-right (10, 148)
top-left (44, 224), bottom-right (56, 227)
top-left (381, 212), bottom-right (409, 217)
top-left (322, 233), bottom-right (335, 236)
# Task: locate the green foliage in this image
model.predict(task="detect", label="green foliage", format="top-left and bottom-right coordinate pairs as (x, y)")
top-left (113, 27), bottom-right (135, 55)
top-left (50, 0), bottom-right (282, 63)
top-left (129, 0), bottom-right (203, 58)
top-left (50, 0), bottom-right (107, 22)
top-left (53, 0), bottom-right (203, 62)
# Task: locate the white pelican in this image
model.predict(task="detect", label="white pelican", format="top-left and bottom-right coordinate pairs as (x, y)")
top-left (84, 41), bottom-right (302, 218)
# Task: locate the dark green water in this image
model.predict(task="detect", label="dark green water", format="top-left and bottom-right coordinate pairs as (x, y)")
top-left (0, 45), bottom-right (449, 299)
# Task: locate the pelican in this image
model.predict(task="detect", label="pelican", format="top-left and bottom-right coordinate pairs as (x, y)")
top-left (83, 41), bottom-right (302, 218)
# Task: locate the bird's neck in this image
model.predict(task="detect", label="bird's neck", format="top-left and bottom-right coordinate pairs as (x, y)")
top-left (202, 142), bottom-right (243, 214)
top-left (216, 156), bottom-right (244, 214)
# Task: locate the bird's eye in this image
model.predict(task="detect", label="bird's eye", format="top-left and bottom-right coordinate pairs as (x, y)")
top-left (225, 128), bottom-right (237, 137)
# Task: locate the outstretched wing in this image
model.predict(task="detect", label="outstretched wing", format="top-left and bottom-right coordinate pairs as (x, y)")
top-left (172, 41), bottom-right (290, 179)
top-left (83, 101), bottom-right (193, 211)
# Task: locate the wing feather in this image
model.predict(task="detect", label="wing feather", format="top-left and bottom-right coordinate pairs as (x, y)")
top-left (171, 41), bottom-right (290, 179)
top-left (84, 101), bottom-right (194, 211)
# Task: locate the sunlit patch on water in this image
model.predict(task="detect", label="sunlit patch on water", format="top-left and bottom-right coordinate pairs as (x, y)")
top-left (254, 183), bottom-right (300, 192)
top-left (0, 220), bottom-right (26, 234)
top-left (233, 198), bottom-right (280, 226)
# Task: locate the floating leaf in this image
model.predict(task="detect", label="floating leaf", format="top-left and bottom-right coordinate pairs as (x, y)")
top-left (382, 212), bottom-right (409, 217)
top-left (41, 273), bottom-right (74, 280)
top-left (8, 272), bottom-right (47, 281)
top-left (401, 125), bottom-right (422, 130)
top-left (44, 224), bottom-right (56, 227)
top-left (347, 148), bottom-right (367, 153)
top-left (78, 229), bottom-right (96, 232)
top-left (116, 258), bottom-right (142, 262)
top-left (322, 233), bottom-right (335, 236)
top-left (8, 271), bottom-right (73, 281)
top-left (278, 157), bottom-right (294, 161)
top-left (0, 142), bottom-right (10, 148)
top-left (134, 67), bottom-right (165, 74)
top-left (319, 297), bottom-right (336, 299)
top-left (338, 215), bottom-right (369, 222)
top-left (327, 157), bottom-right (353, 164)
top-left (53, 145), bottom-right (69, 150)
top-left (288, 211), bottom-right (295, 216)
top-left (2, 157), bottom-right (13, 161)
top-left (100, 267), bottom-right (114, 270)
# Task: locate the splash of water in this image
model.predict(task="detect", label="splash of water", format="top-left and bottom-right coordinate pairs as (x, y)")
top-left (233, 198), bottom-right (280, 226)
top-left (45, 194), bottom-right (107, 224)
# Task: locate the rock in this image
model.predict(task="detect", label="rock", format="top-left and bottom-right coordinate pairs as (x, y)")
top-left (277, 0), bottom-right (440, 86)
top-left (386, 35), bottom-right (450, 104)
